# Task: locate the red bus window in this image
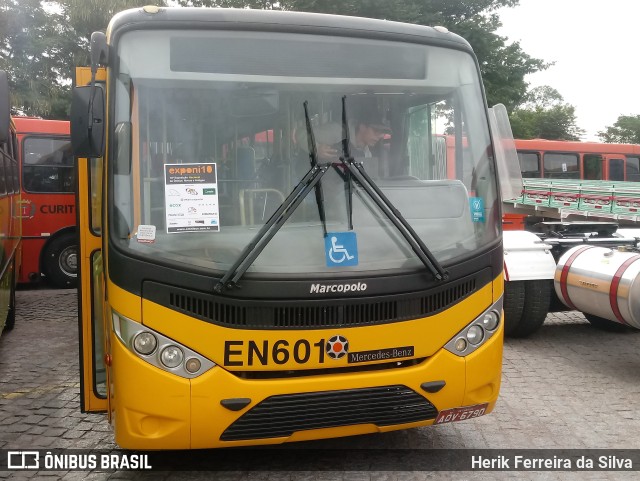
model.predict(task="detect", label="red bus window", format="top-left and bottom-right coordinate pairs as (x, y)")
top-left (543, 152), bottom-right (579, 179)
top-left (0, 143), bottom-right (7, 195)
top-left (627, 157), bottom-right (640, 182)
top-left (22, 137), bottom-right (75, 193)
top-left (583, 154), bottom-right (603, 180)
top-left (609, 158), bottom-right (625, 181)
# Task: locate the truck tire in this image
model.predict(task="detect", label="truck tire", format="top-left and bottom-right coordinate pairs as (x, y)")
top-left (504, 280), bottom-right (525, 337)
top-left (515, 280), bottom-right (551, 337)
top-left (505, 280), bottom-right (551, 338)
top-left (583, 313), bottom-right (631, 332)
top-left (42, 232), bottom-right (78, 289)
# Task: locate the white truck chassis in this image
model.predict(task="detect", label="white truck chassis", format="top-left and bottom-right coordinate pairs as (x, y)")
top-left (503, 185), bottom-right (640, 337)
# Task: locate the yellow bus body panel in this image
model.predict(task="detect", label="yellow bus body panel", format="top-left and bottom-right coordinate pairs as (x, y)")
top-left (111, 337), bottom-right (191, 449)
top-left (106, 274), bottom-right (503, 449)
top-left (462, 273), bottom-right (504, 411)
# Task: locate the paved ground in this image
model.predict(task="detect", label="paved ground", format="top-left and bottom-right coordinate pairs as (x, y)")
top-left (1, 287), bottom-right (640, 480)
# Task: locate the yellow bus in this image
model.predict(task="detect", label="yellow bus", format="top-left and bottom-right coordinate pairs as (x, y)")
top-left (71, 7), bottom-right (504, 449)
top-left (0, 71), bottom-right (21, 337)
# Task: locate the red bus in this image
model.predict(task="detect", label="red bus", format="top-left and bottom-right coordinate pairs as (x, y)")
top-left (515, 138), bottom-right (640, 181)
top-left (13, 117), bottom-right (76, 288)
top-left (0, 70), bottom-right (21, 335)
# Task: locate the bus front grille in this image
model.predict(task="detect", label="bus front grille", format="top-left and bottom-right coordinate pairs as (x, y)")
top-left (220, 385), bottom-right (437, 441)
top-left (144, 271), bottom-right (482, 329)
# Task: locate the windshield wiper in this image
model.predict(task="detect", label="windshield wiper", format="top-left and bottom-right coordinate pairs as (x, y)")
top-left (214, 102), bottom-right (329, 293)
top-left (304, 101), bottom-right (328, 237)
top-left (338, 96), bottom-right (449, 281)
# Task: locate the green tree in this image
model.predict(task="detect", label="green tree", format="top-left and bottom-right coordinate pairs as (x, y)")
top-left (61, 0), bottom-right (166, 64)
top-left (0, 0), bottom-right (74, 118)
top-left (0, 0), bottom-right (162, 117)
top-left (509, 86), bottom-right (584, 140)
top-left (598, 115), bottom-right (640, 144)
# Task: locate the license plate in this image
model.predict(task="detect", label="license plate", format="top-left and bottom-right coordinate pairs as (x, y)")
top-left (434, 403), bottom-right (488, 424)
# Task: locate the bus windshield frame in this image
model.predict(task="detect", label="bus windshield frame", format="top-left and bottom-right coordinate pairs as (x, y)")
top-left (109, 28), bottom-right (499, 284)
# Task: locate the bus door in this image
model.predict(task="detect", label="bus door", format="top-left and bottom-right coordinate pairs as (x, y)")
top-left (77, 156), bottom-right (107, 412)
top-left (605, 154), bottom-right (626, 181)
top-left (75, 66), bottom-right (108, 413)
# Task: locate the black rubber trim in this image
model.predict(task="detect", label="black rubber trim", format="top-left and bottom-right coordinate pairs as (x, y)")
top-left (142, 268), bottom-right (490, 330)
top-left (421, 380), bottom-right (446, 393)
top-left (221, 398), bottom-right (252, 412)
top-left (221, 384), bottom-right (437, 441)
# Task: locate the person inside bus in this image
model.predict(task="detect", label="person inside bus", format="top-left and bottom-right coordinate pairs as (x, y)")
top-left (314, 104), bottom-right (391, 164)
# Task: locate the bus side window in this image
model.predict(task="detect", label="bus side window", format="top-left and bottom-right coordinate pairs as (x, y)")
top-left (4, 131), bottom-right (14, 194)
top-left (583, 154), bottom-right (603, 180)
top-left (517, 151), bottom-right (540, 178)
top-left (432, 136), bottom-right (447, 179)
top-left (11, 131), bottom-right (18, 192)
top-left (22, 137), bottom-right (75, 193)
top-left (543, 152), bottom-right (579, 179)
top-left (627, 156), bottom-right (640, 182)
top-left (609, 158), bottom-right (625, 181)
top-left (0, 142), bottom-right (7, 196)
top-left (405, 103), bottom-right (448, 180)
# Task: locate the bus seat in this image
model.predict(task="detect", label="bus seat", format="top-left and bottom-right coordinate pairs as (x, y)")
top-left (353, 178), bottom-right (475, 252)
top-left (236, 146), bottom-right (256, 181)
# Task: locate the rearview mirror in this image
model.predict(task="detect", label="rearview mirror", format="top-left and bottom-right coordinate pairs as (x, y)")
top-left (230, 90), bottom-right (279, 118)
top-left (70, 84), bottom-right (105, 158)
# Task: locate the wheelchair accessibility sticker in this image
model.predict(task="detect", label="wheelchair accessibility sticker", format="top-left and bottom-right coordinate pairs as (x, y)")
top-left (325, 232), bottom-right (358, 267)
top-left (470, 197), bottom-right (485, 223)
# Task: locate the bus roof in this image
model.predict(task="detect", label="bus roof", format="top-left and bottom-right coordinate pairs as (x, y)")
top-left (12, 117), bottom-right (69, 136)
top-left (515, 138), bottom-right (640, 155)
top-left (108, 7), bottom-right (472, 52)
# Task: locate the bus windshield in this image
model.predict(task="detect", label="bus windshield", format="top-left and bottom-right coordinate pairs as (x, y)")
top-left (112, 29), bottom-right (498, 277)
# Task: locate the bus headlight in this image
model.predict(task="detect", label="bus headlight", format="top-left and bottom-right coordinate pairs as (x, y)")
top-left (481, 311), bottom-right (500, 331)
top-left (454, 338), bottom-right (468, 352)
top-left (133, 332), bottom-right (158, 355)
top-left (466, 325), bottom-right (484, 345)
top-left (161, 346), bottom-right (184, 368)
top-left (445, 297), bottom-right (503, 357)
top-left (185, 358), bottom-right (202, 374)
top-left (112, 311), bottom-right (215, 378)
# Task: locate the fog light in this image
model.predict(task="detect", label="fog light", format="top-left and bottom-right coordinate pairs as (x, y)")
top-left (466, 325), bottom-right (484, 345)
top-left (160, 346), bottom-right (184, 368)
top-left (481, 311), bottom-right (499, 331)
top-left (185, 357), bottom-right (201, 373)
top-left (133, 332), bottom-right (157, 355)
top-left (454, 338), bottom-right (467, 352)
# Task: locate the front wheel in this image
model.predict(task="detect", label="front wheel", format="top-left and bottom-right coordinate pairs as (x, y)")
top-left (515, 280), bottom-right (551, 338)
top-left (503, 281), bottom-right (525, 337)
top-left (504, 280), bottom-right (551, 338)
top-left (42, 232), bottom-right (78, 289)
